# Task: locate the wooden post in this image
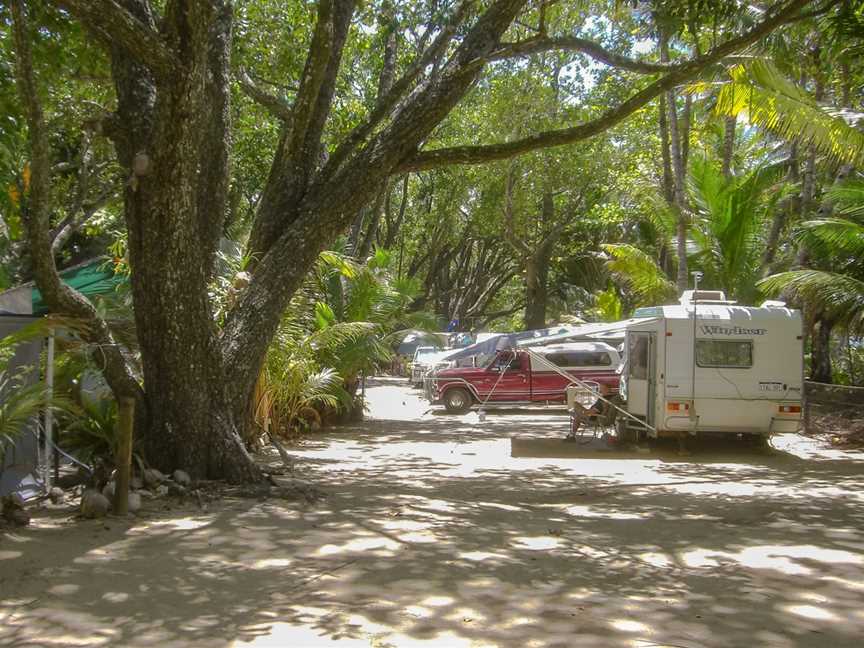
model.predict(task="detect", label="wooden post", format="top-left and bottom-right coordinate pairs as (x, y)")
top-left (113, 396), bottom-right (135, 515)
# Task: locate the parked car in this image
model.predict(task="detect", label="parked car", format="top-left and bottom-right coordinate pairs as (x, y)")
top-left (426, 342), bottom-right (621, 413)
top-left (411, 346), bottom-right (442, 387)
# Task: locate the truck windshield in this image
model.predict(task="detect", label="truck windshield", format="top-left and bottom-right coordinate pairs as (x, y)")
top-left (414, 348), bottom-right (440, 361)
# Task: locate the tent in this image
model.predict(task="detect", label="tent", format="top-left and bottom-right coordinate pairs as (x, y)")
top-left (0, 314), bottom-right (45, 498)
top-left (31, 258), bottom-right (125, 315)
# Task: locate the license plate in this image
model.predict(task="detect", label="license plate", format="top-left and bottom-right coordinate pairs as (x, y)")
top-left (759, 382), bottom-right (783, 392)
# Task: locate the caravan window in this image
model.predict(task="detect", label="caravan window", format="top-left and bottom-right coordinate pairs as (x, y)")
top-left (544, 351), bottom-right (612, 368)
top-left (696, 340), bottom-right (753, 368)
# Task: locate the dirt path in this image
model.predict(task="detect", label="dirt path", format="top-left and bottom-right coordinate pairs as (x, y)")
top-left (3, 377), bottom-right (864, 647)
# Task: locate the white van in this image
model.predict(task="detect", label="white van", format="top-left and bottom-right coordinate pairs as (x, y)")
top-left (618, 291), bottom-right (803, 441)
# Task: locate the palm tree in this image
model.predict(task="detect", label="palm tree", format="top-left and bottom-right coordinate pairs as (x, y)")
top-left (688, 152), bottom-right (786, 304)
top-left (602, 243), bottom-right (676, 307)
top-left (714, 60), bottom-right (864, 169)
top-left (249, 246), bottom-right (439, 441)
top-left (604, 152), bottom-right (784, 307)
top-left (760, 180), bottom-right (864, 335)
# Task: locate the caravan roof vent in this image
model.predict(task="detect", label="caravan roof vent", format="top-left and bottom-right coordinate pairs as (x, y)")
top-left (760, 300), bottom-right (787, 309)
top-left (679, 290), bottom-right (734, 305)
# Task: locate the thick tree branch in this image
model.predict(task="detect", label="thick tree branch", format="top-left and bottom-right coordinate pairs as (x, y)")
top-left (11, 0), bottom-right (142, 401)
top-left (54, 0), bottom-right (174, 79)
top-left (322, 0), bottom-right (476, 179)
top-left (502, 164), bottom-right (532, 257)
top-left (398, 0), bottom-right (812, 172)
top-left (246, 0), bottom-right (355, 260)
top-left (489, 35), bottom-right (673, 73)
top-left (236, 68), bottom-right (293, 122)
top-left (475, 302), bottom-right (524, 329)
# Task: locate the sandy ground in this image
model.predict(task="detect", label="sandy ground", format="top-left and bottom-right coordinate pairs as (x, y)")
top-left (2, 377), bottom-right (864, 648)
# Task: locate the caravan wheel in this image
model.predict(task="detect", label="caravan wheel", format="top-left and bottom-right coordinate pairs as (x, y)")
top-left (616, 418), bottom-right (638, 444)
top-left (443, 388), bottom-right (472, 414)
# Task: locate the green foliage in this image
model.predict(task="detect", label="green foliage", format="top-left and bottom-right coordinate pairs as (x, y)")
top-left (761, 270), bottom-right (864, 334)
top-left (0, 323), bottom-right (77, 460)
top-left (688, 153), bottom-right (784, 303)
top-left (0, 370), bottom-right (58, 460)
top-left (593, 287), bottom-right (623, 322)
top-left (250, 245), bottom-right (438, 440)
top-left (715, 60), bottom-right (864, 167)
top-left (760, 181), bottom-right (864, 335)
top-left (59, 398), bottom-right (118, 464)
top-left (602, 243), bottom-right (676, 306)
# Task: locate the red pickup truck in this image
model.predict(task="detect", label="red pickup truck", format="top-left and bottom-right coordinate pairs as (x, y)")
top-left (426, 342), bottom-right (622, 413)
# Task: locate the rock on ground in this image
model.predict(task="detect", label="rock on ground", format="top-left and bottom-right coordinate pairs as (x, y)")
top-left (49, 486), bottom-right (65, 504)
top-left (80, 490), bottom-right (111, 519)
top-left (172, 470), bottom-right (191, 486)
top-left (143, 468), bottom-right (166, 488)
top-left (102, 482), bottom-right (115, 500)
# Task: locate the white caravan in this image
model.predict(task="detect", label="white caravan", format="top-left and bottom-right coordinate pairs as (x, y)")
top-left (617, 291), bottom-right (803, 441)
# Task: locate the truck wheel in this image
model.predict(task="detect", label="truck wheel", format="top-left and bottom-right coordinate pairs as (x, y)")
top-left (443, 388), bottom-right (472, 414)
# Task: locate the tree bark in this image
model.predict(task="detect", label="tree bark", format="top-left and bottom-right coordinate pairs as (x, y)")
top-left (107, 0), bottom-right (261, 481)
top-left (810, 317), bottom-right (834, 383)
top-left (523, 254), bottom-right (550, 330)
top-left (721, 114), bottom-right (736, 179)
top-left (523, 191), bottom-right (559, 329)
top-left (660, 32), bottom-right (689, 295)
top-left (658, 94), bottom-right (674, 203)
top-left (761, 142), bottom-right (798, 274)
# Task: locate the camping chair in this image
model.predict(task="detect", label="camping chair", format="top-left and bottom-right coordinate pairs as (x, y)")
top-left (566, 383), bottom-right (620, 443)
top-left (566, 381), bottom-right (600, 443)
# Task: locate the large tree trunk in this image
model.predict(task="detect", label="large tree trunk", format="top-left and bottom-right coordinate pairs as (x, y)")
top-left (107, 0), bottom-right (261, 480)
top-left (523, 255), bottom-right (549, 330)
top-left (810, 317), bottom-right (834, 384)
top-left (523, 191), bottom-right (558, 329)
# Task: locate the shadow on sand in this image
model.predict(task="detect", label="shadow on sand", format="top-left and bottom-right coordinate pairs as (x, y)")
top-left (3, 379), bottom-right (864, 647)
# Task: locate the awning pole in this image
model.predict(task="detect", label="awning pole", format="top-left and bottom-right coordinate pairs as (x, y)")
top-left (44, 327), bottom-right (55, 491)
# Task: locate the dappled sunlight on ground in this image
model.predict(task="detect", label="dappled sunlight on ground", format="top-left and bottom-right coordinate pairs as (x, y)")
top-left (2, 376), bottom-right (864, 647)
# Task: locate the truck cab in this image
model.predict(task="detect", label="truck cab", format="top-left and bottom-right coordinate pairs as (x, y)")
top-left (427, 342), bottom-right (621, 413)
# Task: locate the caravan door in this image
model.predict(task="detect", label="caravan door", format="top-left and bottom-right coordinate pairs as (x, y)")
top-left (626, 332), bottom-right (656, 425)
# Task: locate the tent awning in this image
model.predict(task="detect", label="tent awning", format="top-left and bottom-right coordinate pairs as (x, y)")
top-left (438, 326), bottom-right (575, 362)
top-left (516, 318), bottom-right (657, 347)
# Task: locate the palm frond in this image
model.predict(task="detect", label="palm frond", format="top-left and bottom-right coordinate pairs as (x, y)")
top-left (826, 180), bottom-right (864, 221)
top-left (0, 372), bottom-right (75, 460)
top-left (716, 60), bottom-right (864, 167)
top-left (759, 270), bottom-right (864, 334)
top-left (602, 244), bottom-right (676, 306)
top-left (793, 218), bottom-right (864, 263)
top-left (318, 250), bottom-right (360, 279)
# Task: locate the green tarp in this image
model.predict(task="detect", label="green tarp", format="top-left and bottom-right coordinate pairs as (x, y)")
top-left (31, 258), bottom-right (126, 315)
